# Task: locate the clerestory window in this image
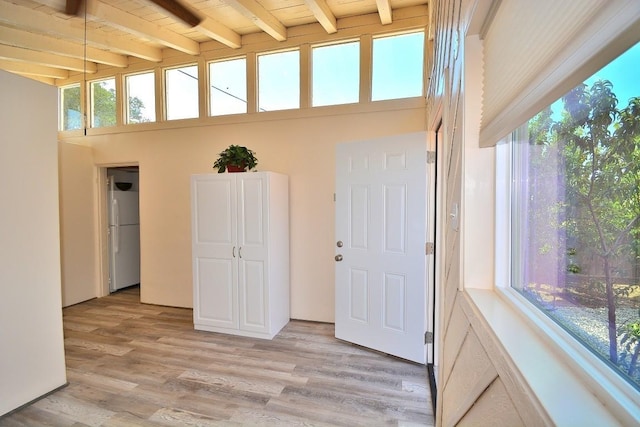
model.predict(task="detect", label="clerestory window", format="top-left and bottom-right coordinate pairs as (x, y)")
top-left (371, 32), bottom-right (424, 101)
top-left (257, 49), bottom-right (300, 112)
top-left (60, 83), bottom-right (81, 131)
top-left (165, 64), bottom-right (199, 120)
top-left (125, 71), bottom-right (156, 124)
top-left (209, 57), bottom-right (247, 116)
top-left (89, 78), bottom-right (116, 128)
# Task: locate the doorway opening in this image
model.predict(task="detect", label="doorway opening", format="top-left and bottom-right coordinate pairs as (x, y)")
top-left (105, 166), bottom-right (140, 295)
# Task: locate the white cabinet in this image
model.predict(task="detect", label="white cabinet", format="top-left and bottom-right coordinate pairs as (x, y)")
top-left (191, 172), bottom-right (289, 339)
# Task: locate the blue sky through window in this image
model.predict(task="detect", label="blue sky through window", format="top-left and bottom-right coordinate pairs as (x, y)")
top-left (587, 41), bottom-right (639, 107)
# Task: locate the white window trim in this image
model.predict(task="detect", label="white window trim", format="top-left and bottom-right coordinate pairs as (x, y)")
top-left (310, 40), bottom-right (360, 108)
top-left (371, 31), bottom-right (426, 102)
top-left (124, 71), bottom-right (156, 125)
top-left (467, 139), bottom-right (640, 426)
top-left (88, 77), bottom-right (117, 129)
top-left (207, 56), bottom-right (248, 117)
top-left (256, 48), bottom-right (301, 112)
top-left (163, 63), bottom-right (199, 121)
top-left (462, 118), bottom-right (632, 424)
top-left (59, 83), bottom-right (82, 131)
top-left (461, 2), bottom-right (640, 421)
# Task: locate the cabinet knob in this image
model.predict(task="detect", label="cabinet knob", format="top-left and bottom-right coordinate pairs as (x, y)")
top-left (335, 254), bottom-right (343, 262)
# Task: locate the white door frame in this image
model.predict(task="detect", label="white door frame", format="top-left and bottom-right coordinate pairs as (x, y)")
top-left (426, 129), bottom-right (437, 367)
top-left (96, 164), bottom-right (140, 298)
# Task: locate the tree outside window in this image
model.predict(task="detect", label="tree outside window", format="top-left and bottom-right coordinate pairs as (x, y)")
top-left (513, 43), bottom-right (640, 389)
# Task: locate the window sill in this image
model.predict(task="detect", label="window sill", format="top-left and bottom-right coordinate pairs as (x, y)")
top-left (465, 288), bottom-right (639, 426)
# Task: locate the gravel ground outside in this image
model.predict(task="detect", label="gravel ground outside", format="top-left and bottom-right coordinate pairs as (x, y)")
top-left (546, 305), bottom-right (640, 385)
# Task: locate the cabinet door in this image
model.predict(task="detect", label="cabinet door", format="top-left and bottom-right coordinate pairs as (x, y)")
top-left (192, 175), bottom-right (238, 329)
top-left (236, 174), bottom-right (269, 333)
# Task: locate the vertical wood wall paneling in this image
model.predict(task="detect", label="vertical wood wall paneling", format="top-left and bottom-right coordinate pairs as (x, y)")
top-left (428, 0), bottom-right (551, 425)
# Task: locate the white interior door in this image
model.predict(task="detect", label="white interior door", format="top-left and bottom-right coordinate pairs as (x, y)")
top-left (335, 132), bottom-right (427, 364)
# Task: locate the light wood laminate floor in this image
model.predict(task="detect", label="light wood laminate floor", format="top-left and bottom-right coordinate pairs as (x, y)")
top-left (1, 287), bottom-right (433, 426)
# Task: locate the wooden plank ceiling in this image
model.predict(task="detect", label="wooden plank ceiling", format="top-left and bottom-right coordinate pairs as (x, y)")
top-left (0, 0), bottom-right (428, 85)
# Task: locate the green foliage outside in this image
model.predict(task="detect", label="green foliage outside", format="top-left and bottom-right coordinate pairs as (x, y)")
top-left (62, 83), bottom-right (146, 129)
top-left (527, 80), bottom-right (640, 387)
top-left (62, 85), bottom-right (81, 130)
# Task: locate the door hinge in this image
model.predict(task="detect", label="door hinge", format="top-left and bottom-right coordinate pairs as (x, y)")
top-left (425, 242), bottom-right (434, 255)
top-left (426, 151), bottom-right (436, 164)
top-left (424, 331), bottom-right (433, 344)
top-left (333, 193), bottom-right (336, 202)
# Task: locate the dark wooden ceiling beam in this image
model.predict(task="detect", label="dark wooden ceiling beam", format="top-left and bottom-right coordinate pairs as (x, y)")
top-left (65, 0), bottom-right (82, 16)
top-left (147, 0), bottom-right (201, 27)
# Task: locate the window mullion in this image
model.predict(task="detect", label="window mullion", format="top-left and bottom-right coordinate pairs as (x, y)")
top-left (300, 43), bottom-right (311, 109)
top-left (360, 34), bottom-right (372, 103)
top-left (246, 52), bottom-right (257, 114)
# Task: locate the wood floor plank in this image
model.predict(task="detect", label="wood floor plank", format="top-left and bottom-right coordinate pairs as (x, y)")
top-left (0, 286), bottom-right (434, 426)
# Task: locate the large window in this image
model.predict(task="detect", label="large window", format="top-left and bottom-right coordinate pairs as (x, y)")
top-left (60, 83), bottom-right (81, 131)
top-left (371, 32), bottom-right (424, 101)
top-left (125, 72), bottom-right (155, 124)
top-left (89, 78), bottom-right (116, 128)
top-left (258, 49), bottom-right (299, 112)
top-left (165, 65), bottom-right (199, 120)
top-left (509, 41), bottom-right (640, 390)
top-left (312, 41), bottom-right (359, 107)
top-left (209, 57), bottom-right (247, 116)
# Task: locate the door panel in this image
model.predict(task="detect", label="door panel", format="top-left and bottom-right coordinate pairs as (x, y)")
top-left (336, 132), bottom-right (427, 364)
top-left (383, 272), bottom-right (406, 331)
top-left (238, 175), bottom-right (265, 248)
top-left (350, 185), bottom-right (369, 249)
top-left (193, 179), bottom-right (234, 245)
top-left (349, 268), bottom-right (369, 322)
top-left (384, 184), bottom-right (407, 253)
top-left (195, 258), bottom-right (236, 327)
top-left (240, 259), bottom-right (267, 331)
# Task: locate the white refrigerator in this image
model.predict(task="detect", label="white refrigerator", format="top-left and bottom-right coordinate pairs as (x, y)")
top-left (108, 176), bottom-right (140, 292)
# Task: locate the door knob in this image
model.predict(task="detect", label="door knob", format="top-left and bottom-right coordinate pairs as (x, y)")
top-left (336, 240), bottom-right (343, 247)
top-left (335, 254), bottom-right (343, 262)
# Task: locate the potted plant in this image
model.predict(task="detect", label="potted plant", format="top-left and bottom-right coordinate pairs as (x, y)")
top-left (213, 145), bottom-right (258, 173)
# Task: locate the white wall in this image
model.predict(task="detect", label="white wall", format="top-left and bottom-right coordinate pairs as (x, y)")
top-left (0, 71), bottom-right (67, 415)
top-left (59, 142), bottom-right (97, 306)
top-left (67, 105), bottom-right (425, 322)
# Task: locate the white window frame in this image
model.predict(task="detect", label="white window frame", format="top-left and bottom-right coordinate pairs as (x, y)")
top-left (461, 1), bottom-right (640, 420)
top-left (207, 56), bottom-right (248, 117)
top-left (164, 63), bottom-right (199, 121)
top-left (493, 132), bottom-right (640, 425)
top-left (88, 77), bottom-right (117, 128)
top-left (370, 30), bottom-right (426, 102)
top-left (256, 48), bottom-right (300, 112)
top-left (310, 39), bottom-right (360, 107)
top-left (124, 71), bottom-right (156, 124)
top-left (59, 83), bottom-right (82, 131)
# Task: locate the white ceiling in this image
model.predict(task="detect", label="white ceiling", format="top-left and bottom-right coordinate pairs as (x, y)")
top-left (0, 0), bottom-right (429, 84)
